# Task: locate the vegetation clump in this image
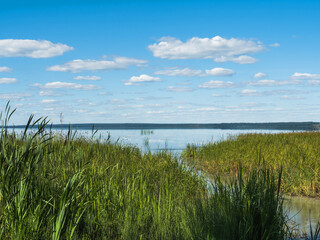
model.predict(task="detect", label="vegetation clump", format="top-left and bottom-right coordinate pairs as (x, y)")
top-left (183, 131), bottom-right (320, 197)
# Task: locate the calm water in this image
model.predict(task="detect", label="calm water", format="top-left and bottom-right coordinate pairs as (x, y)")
top-left (286, 196), bottom-right (320, 233)
top-left (60, 128), bottom-right (292, 152)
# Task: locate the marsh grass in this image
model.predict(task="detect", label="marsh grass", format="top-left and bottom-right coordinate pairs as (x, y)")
top-left (183, 132), bottom-right (320, 197)
top-left (0, 104), bottom-right (293, 239)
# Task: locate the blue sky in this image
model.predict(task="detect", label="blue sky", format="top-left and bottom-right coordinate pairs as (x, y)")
top-left (1, 0), bottom-right (320, 124)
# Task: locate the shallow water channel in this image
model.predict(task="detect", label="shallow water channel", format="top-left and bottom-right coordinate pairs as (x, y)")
top-left (286, 196), bottom-right (320, 233)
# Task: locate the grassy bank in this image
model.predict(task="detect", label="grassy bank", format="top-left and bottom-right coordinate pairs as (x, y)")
top-left (183, 132), bottom-right (320, 197)
top-left (0, 105), bottom-right (293, 239)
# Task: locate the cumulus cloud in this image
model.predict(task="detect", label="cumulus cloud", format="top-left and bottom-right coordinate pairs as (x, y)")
top-left (155, 67), bottom-right (235, 77)
top-left (291, 72), bottom-right (320, 80)
top-left (39, 91), bottom-right (62, 96)
top-left (213, 55), bottom-right (258, 64)
top-left (254, 72), bottom-right (267, 79)
top-left (148, 36), bottom-right (264, 64)
top-left (73, 75), bottom-right (101, 80)
top-left (246, 79), bottom-right (301, 86)
top-left (166, 86), bottom-right (194, 92)
top-left (199, 80), bottom-right (236, 88)
top-left (0, 66), bottom-right (12, 72)
top-left (47, 57), bottom-right (147, 72)
top-left (32, 81), bottom-right (100, 90)
top-left (40, 99), bottom-right (57, 104)
top-left (155, 68), bottom-right (202, 77)
top-left (125, 74), bottom-right (161, 86)
top-left (205, 68), bottom-right (235, 76)
top-left (0, 39), bottom-right (73, 58)
top-left (241, 89), bottom-right (258, 96)
top-left (0, 78), bottom-right (17, 84)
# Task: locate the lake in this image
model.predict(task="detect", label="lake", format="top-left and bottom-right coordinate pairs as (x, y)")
top-left (55, 128), bottom-right (293, 152)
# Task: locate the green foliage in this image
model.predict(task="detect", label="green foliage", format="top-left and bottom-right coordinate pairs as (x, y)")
top-left (186, 168), bottom-right (288, 240)
top-left (0, 104), bottom-right (292, 239)
top-left (183, 132), bottom-right (320, 197)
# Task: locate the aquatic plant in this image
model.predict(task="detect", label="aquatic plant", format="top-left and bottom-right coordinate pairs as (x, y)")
top-left (0, 103), bottom-right (293, 239)
top-left (183, 132), bottom-right (320, 197)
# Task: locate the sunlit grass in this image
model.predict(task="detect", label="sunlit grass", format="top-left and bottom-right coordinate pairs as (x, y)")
top-left (183, 131), bottom-right (320, 197)
top-left (0, 103), bottom-right (296, 239)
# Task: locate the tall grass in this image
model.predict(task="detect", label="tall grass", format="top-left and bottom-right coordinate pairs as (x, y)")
top-left (183, 132), bottom-right (320, 197)
top-left (186, 167), bottom-right (289, 240)
top-left (0, 104), bottom-right (292, 239)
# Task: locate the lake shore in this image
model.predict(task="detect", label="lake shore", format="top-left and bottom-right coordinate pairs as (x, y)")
top-left (1, 105), bottom-right (319, 239)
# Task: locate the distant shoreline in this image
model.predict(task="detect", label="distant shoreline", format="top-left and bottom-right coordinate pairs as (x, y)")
top-left (7, 122), bottom-right (320, 131)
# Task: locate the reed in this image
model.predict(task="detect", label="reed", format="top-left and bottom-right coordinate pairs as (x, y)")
top-left (183, 131), bottom-right (320, 197)
top-left (0, 104), bottom-right (293, 239)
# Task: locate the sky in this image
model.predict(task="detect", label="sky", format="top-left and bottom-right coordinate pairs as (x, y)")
top-left (0, 0), bottom-right (320, 124)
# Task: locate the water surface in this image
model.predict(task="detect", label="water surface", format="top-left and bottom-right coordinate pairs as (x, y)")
top-left (64, 128), bottom-right (292, 152)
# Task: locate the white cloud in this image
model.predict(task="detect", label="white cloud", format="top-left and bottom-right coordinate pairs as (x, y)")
top-left (98, 91), bottom-right (112, 95)
top-left (212, 94), bottom-right (222, 97)
top-left (205, 68), bottom-right (235, 76)
top-left (0, 66), bottom-right (12, 72)
top-left (0, 39), bottom-right (73, 58)
top-left (0, 78), bottom-right (17, 84)
top-left (247, 79), bottom-right (301, 86)
top-left (192, 107), bottom-right (218, 112)
top-left (199, 80), bottom-right (236, 88)
top-left (32, 81), bottom-right (100, 90)
top-left (291, 72), bottom-right (320, 80)
top-left (0, 92), bottom-right (31, 100)
top-left (270, 43), bottom-right (280, 47)
top-left (166, 86), bottom-right (194, 92)
top-left (254, 72), bottom-right (267, 79)
top-left (155, 68), bottom-right (202, 77)
top-left (177, 106), bottom-right (186, 109)
top-left (148, 36), bottom-right (264, 64)
top-left (47, 56), bottom-right (147, 72)
top-left (155, 67), bottom-right (235, 77)
top-left (281, 95), bottom-right (302, 100)
top-left (40, 99), bottom-right (57, 104)
top-left (214, 55), bottom-right (258, 64)
top-left (73, 109), bottom-right (87, 113)
top-left (39, 91), bottom-right (62, 96)
top-left (308, 80), bottom-right (320, 85)
top-left (240, 89), bottom-right (304, 97)
top-left (110, 99), bottom-right (127, 105)
top-left (73, 75), bottom-right (101, 80)
top-left (241, 89), bottom-right (258, 96)
top-left (242, 89), bottom-right (257, 94)
top-left (125, 74), bottom-right (161, 86)
top-left (146, 111), bottom-right (165, 114)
